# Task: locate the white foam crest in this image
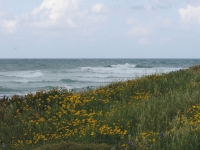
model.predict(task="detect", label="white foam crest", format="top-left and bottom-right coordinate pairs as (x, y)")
top-left (75, 67), bottom-right (182, 84)
top-left (111, 63), bottom-right (137, 68)
top-left (93, 68), bottom-right (138, 75)
top-left (0, 71), bottom-right (44, 78)
top-left (79, 63), bottom-right (136, 71)
top-left (64, 85), bottom-right (73, 90)
top-left (12, 79), bottom-right (29, 83)
top-left (76, 73), bottom-right (136, 79)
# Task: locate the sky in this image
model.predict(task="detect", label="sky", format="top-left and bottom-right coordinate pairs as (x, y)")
top-left (0, 0), bottom-right (200, 58)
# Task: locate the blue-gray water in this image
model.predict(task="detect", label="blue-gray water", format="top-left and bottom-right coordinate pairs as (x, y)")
top-left (0, 59), bottom-right (200, 97)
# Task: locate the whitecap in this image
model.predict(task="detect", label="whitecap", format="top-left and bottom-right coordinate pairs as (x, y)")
top-left (111, 63), bottom-right (137, 68)
top-left (0, 71), bottom-right (44, 78)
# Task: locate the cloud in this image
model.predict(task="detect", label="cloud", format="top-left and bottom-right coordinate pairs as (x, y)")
top-left (91, 4), bottom-right (104, 13)
top-left (0, 0), bottom-right (111, 37)
top-left (131, 4), bottom-right (144, 10)
top-left (155, 17), bottom-right (171, 29)
top-left (125, 16), bottom-right (153, 44)
top-left (128, 25), bottom-right (152, 36)
top-left (0, 8), bottom-right (19, 34)
top-left (151, 4), bottom-right (172, 11)
top-left (125, 15), bottom-right (172, 45)
top-left (0, 10), bottom-right (3, 17)
top-left (126, 17), bottom-right (138, 25)
top-left (130, 1), bottom-right (172, 11)
top-left (2, 19), bottom-right (19, 33)
top-left (126, 24), bottom-right (153, 44)
top-left (179, 5), bottom-right (200, 24)
top-left (67, 18), bottom-right (77, 28)
top-left (30, 0), bottom-right (80, 28)
top-left (87, 3), bottom-right (110, 23)
top-left (138, 38), bottom-right (151, 44)
top-left (26, 0), bottom-right (111, 36)
top-left (0, 6), bottom-right (18, 33)
top-left (162, 18), bottom-right (171, 28)
top-left (184, 0), bottom-right (200, 5)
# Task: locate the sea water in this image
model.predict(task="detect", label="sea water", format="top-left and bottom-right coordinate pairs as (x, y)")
top-left (0, 59), bottom-right (200, 98)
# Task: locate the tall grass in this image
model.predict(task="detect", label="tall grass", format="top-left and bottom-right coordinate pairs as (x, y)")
top-left (1, 65), bottom-right (200, 149)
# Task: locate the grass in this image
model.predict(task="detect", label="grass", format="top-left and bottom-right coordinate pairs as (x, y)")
top-left (1, 65), bottom-right (200, 149)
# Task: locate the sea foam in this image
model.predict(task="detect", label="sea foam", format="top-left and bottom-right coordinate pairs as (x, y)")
top-left (0, 71), bottom-right (44, 78)
top-left (1, 59), bottom-right (198, 98)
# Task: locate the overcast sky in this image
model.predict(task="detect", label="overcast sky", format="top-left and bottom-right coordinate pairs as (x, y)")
top-left (0, 0), bottom-right (200, 58)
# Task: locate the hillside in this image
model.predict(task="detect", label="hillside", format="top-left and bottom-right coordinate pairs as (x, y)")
top-left (1, 65), bottom-right (200, 149)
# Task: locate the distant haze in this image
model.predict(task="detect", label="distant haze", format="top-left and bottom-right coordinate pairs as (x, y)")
top-left (0, 0), bottom-right (200, 58)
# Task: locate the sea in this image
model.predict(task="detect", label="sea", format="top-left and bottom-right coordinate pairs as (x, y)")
top-left (0, 59), bottom-right (200, 98)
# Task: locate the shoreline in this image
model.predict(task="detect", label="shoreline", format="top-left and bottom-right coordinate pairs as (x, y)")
top-left (1, 59), bottom-right (199, 100)
top-left (0, 67), bottom-right (192, 100)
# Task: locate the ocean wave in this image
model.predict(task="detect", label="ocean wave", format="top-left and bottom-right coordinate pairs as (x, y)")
top-left (29, 80), bottom-right (57, 83)
top-left (81, 75), bottom-right (115, 78)
top-left (104, 65), bottom-right (112, 68)
top-left (0, 86), bottom-right (20, 93)
top-left (79, 63), bottom-right (137, 71)
top-left (135, 65), bottom-right (152, 68)
top-left (111, 63), bottom-right (137, 68)
top-left (60, 79), bottom-right (78, 83)
top-left (0, 59), bottom-right (190, 98)
top-left (5, 79), bottom-right (56, 84)
top-left (60, 78), bottom-right (111, 83)
top-left (10, 80), bottom-right (29, 83)
top-left (0, 71), bottom-right (44, 78)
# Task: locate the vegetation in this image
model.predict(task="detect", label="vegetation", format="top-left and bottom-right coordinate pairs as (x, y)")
top-left (1, 65), bottom-right (200, 149)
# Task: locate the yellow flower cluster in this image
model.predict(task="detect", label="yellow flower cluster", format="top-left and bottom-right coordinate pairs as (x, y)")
top-left (10, 86), bottom-right (135, 148)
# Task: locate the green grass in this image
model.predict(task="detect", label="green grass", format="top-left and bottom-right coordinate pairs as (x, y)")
top-left (1, 65), bottom-right (200, 149)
